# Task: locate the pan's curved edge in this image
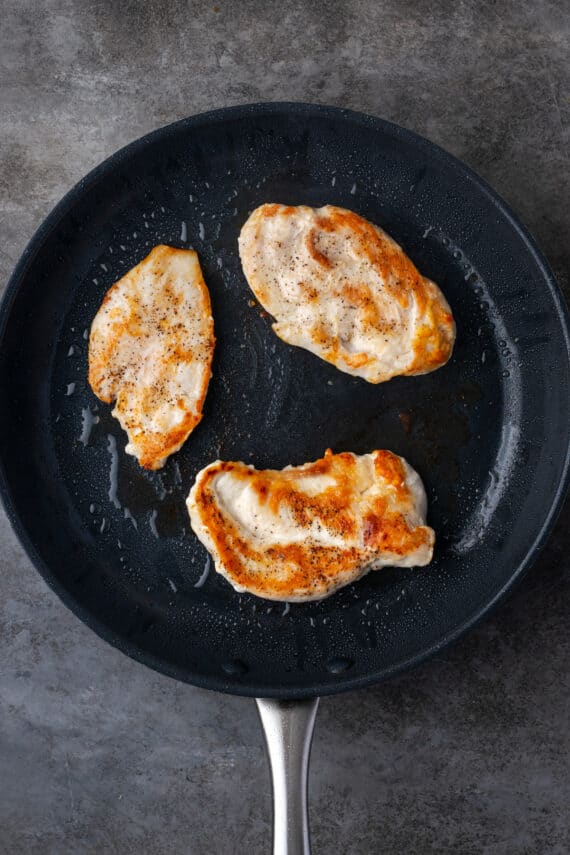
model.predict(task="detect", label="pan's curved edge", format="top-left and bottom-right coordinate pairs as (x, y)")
top-left (1, 101), bottom-right (570, 700)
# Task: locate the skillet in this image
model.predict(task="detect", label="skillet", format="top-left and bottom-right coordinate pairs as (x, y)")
top-left (1, 103), bottom-right (569, 853)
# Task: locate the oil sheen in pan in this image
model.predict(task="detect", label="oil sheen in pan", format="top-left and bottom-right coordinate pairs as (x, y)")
top-left (60, 214), bottom-right (519, 619)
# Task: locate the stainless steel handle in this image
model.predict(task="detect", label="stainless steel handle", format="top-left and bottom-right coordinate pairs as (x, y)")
top-left (256, 697), bottom-right (320, 855)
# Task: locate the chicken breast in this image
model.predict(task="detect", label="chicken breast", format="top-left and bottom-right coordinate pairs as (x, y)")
top-left (88, 245), bottom-right (215, 470)
top-left (239, 204), bottom-right (455, 383)
top-left (187, 448), bottom-right (434, 602)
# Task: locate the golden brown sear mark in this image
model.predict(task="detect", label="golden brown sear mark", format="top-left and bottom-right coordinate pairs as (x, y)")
top-left (187, 449), bottom-right (434, 602)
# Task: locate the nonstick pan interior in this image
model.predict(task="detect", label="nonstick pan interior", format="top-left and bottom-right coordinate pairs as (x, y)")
top-left (1, 103), bottom-right (569, 698)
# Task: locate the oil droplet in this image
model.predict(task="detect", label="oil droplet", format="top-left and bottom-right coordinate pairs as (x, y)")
top-left (99, 518), bottom-right (107, 533)
top-left (107, 434), bottom-right (120, 509)
top-left (331, 176), bottom-right (336, 186)
top-left (149, 509), bottom-right (159, 538)
top-left (194, 555), bottom-right (211, 588)
top-left (350, 182), bottom-right (357, 195)
top-left (83, 328), bottom-right (89, 340)
top-left (80, 407), bottom-right (100, 446)
top-left (67, 346), bottom-right (75, 357)
top-left (221, 659), bottom-right (248, 676)
top-left (168, 578), bottom-right (177, 593)
top-left (123, 507), bottom-right (138, 529)
top-left (326, 657), bottom-right (354, 674)
top-left (198, 222), bottom-right (205, 241)
top-left (180, 221), bottom-right (187, 242)
top-left (282, 602), bottom-right (290, 616)
top-left (100, 263), bottom-right (108, 272)
top-left (66, 382), bottom-right (76, 396)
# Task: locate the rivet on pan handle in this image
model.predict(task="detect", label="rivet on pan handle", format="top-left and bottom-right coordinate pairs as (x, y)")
top-left (256, 697), bottom-right (320, 855)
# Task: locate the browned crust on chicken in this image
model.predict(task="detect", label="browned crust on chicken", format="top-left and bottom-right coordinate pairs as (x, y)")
top-left (88, 245), bottom-right (215, 470)
top-left (239, 204), bottom-right (455, 383)
top-left (188, 449), bottom-right (434, 601)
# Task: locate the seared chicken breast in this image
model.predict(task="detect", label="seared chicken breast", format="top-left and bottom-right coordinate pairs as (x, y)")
top-left (89, 245), bottom-right (215, 470)
top-left (187, 449), bottom-right (434, 602)
top-left (239, 204), bottom-right (455, 383)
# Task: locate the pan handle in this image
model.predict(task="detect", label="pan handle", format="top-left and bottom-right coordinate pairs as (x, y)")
top-left (255, 697), bottom-right (320, 855)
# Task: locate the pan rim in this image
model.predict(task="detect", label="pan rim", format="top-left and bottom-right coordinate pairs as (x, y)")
top-left (1, 101), bottom-right (569, 699)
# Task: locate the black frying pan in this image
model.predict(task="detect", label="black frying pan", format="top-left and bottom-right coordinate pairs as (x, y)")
top-left (1, 103), bottom-right (569, 853)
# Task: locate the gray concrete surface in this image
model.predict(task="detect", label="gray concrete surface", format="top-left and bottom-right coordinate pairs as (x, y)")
top-left (1, 1), bottom-right (569, 852)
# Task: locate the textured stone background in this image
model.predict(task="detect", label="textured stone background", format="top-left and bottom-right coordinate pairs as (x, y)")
top-left (1, 1), bottom-right (569, 853)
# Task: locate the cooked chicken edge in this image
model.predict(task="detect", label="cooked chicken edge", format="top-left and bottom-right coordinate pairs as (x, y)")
top-left (187, 449), bottom-right (434, 602)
